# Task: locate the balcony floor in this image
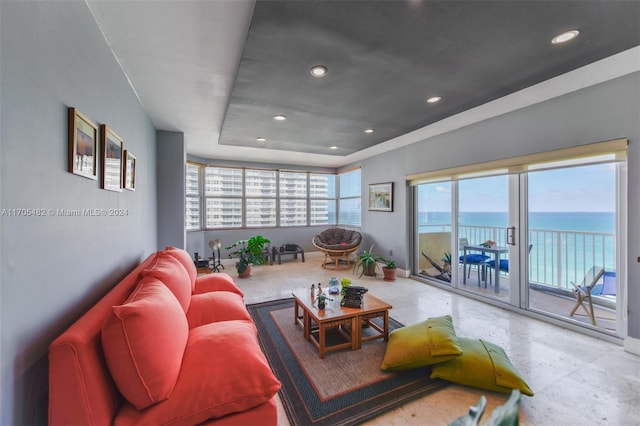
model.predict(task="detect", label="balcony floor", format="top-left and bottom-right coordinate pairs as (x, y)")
top-left (450, 268), bottom-right (617, 332)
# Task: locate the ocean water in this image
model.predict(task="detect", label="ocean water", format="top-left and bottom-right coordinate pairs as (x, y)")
top-left (419, 211), bottom-right (615, 233)
top-left (418, 211), bottom-right (616, 288)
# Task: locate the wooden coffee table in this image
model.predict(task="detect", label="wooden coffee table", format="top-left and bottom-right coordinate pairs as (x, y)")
top-left (292, 288), bottom-right (392, 358)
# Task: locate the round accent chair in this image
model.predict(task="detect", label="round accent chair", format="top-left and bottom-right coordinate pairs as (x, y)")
top-left (312, 228), bottom-right (362, 270)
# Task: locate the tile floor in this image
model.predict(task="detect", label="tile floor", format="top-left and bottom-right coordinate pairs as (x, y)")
top-left (226, 253), bottom-right (640, 425)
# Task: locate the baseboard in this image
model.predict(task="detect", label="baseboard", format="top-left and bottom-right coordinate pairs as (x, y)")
top-left (624, 335), bottom-right (640, 356)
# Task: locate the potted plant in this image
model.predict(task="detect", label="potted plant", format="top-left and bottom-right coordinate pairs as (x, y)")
top-left (316, 292), bottom-right (333, 309)
top-left (441, 252), bottom-right (452, 273)
top-left (225, 235), bottom-right (271, 278)
top-left (353, 244), bottom-right (387, 278)
top-left (382, 259), bottom-right (397, 282)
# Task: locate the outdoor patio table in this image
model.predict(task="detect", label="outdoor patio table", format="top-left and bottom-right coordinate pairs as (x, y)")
top-left (463, 245), bottom-right (508, 293)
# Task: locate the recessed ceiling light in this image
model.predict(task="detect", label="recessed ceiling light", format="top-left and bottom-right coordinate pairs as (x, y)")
top-left (364, 128), bottom-right (375, 134)
top-left (309, 65), bottom-right (328, 77)
top-left (273, 114), bottom-right (286, 121)
top-left (426, 96), bottom-right (442, 104)
top-left (330, 146), bottom-right (338, 150)
top-left (256, 137), bottom-right (266, 142)
top-left (551, 30), bottom-right (579, 44)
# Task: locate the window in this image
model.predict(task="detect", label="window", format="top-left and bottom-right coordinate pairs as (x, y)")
top-left (246, 169), bottom-right (276, 227)
top-left (185, 163), bottom-right (201, 230)
top-left (280, 171), bottom-right (308, 226)
top-left (338, 169), bottom-right (361, 226)
top-left (205, 167), bottom-right (243, 228)
top-left (310, 173), bottom-right (336, 225)
top-left (186, 164), bottom-right (359, 229)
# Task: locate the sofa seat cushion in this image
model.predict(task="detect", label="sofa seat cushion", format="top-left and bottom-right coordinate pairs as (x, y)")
top-left (380, 315), bottom-right (462, 371)
top-left (164, 247), bottom-right (197, 292)
top-left (114, 320), bottom-right (281, 426)
top-left (194, 272), bottom-right (244, 297)
top-left (187, 291), bottom-right (254, 329)
top-left (430, 337), bottom-right (534, 396)
top-left (142, 251), bottom-right (192, 313)
top-left (102, 277), bottom-right (189, 410)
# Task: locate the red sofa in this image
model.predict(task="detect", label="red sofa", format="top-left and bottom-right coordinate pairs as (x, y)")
top-left (49, 247), bottom-right (280, 425)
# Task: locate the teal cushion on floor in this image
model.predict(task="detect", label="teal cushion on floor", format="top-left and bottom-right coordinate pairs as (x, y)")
top-left (430, 337), bottom-right (534, 396)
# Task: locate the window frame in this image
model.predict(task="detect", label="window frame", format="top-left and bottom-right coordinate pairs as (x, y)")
top-left (185, 164), bottom-right (358, 230)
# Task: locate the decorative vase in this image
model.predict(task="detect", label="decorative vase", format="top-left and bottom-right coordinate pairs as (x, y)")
top-left (382, 267), bottom-right (396, 282)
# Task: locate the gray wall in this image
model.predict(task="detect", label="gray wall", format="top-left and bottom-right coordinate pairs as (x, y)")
top-left (157, 131), bottom-right (186, 250)
top-left (0, 2), bottom-right (157, 424)
top-left (358, 72), bottom-right (640, 339)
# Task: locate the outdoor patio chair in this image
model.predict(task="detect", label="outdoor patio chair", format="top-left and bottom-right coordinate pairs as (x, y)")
top-left (458, 238), bottom-right (489, 286)
top-left (487, 244), bottom-right (533, 286)
top-left (569, 266), bottom-right (615, 326)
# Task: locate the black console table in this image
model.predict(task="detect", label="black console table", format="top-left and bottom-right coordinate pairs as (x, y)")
top-left (272, 244), bottom-right (305, 265)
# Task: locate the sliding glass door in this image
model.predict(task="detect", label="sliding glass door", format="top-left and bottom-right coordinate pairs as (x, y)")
top-left (413, 148), bottom-right (626, 337)
top-left (416, 182), bottom-right (452, 285)
top-left (457, 175), bottom-right (511, 302)
top-left (526, 162), bottom-right (622, 334)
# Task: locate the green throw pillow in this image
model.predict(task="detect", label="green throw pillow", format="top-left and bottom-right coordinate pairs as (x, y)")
top-left (380, 315), bottom-right (462, 371)
top-left (430, 337), bottom-right (534, 396)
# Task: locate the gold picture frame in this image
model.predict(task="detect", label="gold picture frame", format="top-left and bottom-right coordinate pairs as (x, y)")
top-left (100, 124), bottom-right (124, 192)
top-left (368, 182), bottom-right (393, 212)
top-left (123, 150), bottom-right (136, 191)
top-left (68, 107), bottom-right (98, 180)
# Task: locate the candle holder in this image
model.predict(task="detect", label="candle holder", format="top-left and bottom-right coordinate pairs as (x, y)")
top-left (209, 239), bottom-right (225, 272)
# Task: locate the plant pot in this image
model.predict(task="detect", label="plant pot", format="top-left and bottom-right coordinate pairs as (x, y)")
top-left (382, 267), bottom-right (396, 282)
top-left (317, 301), bottom-right (325, 309)
top-left (363, 263), bottom-right (377, 277)
top-left (238, 264), bottom-right (252, 278)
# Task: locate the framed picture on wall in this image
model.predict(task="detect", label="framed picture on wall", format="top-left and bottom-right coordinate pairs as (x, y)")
top-left (100, 124), bottom-right (124, 191)
top-left (68, 107), bottom-right (98, 180)
top-left (368, 182), bottom-right (393, 212)
top-left (123, 150), bottom-right (136, 191)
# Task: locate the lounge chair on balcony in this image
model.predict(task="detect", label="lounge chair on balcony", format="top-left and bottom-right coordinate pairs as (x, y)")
top-left (312, 228), bottom-right (362, 270)
top-left (569, 266), bottom-right (616, 326)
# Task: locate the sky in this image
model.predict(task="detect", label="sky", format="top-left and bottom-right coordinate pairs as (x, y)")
top-left (418, 162), bottom-right (616, 213)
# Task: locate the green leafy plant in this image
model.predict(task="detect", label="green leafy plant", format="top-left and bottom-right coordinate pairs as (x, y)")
top-left (441, 252), bottom-right (452, 264)
top-left (316, 292), bottom-right (333, 308)
top-left (225, 235), bottom-right (271, 274)
top-left (353, 244), bottom-right (387, 277)
top-left (384, 259), bottom-right (397, 269)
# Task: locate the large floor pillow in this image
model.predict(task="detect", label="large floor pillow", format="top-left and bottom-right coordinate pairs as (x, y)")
top-left (114, 320), bottom-right (281, 426)
top-left (381, 315), bottom-right (462, 371)
top-left (430, 337), bottom-right (534, 396)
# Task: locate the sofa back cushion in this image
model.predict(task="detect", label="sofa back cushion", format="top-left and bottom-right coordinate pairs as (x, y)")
top-left (102, 277), bottom-right (189, 410)
top-left (164, 246), bottom-right (197, 292)
top-left (142, 251), bottom-right (191, 312)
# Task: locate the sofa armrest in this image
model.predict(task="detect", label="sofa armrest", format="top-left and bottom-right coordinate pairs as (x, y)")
top-left (194, 273), bottom-right (244, 297)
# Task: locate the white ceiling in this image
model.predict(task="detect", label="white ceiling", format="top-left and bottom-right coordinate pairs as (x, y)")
top-left (87, 0), bottom-right (640, 168)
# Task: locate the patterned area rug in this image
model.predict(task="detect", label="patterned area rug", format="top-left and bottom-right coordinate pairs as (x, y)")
top-left (247, 298), bottom-right (450, 426)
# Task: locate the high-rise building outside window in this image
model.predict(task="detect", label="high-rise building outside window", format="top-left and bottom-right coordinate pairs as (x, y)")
top-left (185, 164), bottom-right (359, 229)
